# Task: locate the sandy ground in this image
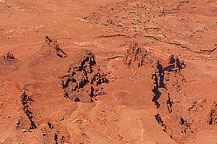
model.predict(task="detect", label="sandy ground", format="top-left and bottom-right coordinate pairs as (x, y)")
top-left (0, 0), bottom-right (217, 143)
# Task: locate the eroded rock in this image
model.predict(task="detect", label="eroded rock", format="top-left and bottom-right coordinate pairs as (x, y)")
top-left (5, 52), bottom-right (15, 60)
top-left (21, 91), bottom-right (37, 130)
top-left (0, 52), bottom-right (20, 65)
top-left (209, 102), bottom-right (217, 125)
top-left (151, 55), bottom-right (189, 141)
top-left (155, 113), bottom-right (167, 132)
top-left (123, 41), bottom-right (152, 68)
top-left (152, 55), bottom-right (186, 109)
top-left (163, 55), bottom-right (186, 72)
top-left (61, 50), bottom-right (108, 102)
top-left (45, 35), bottom-right (68, 58)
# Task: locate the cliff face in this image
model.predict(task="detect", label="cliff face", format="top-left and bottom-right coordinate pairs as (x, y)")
top-left (0, 0), bottom-right (217, 143)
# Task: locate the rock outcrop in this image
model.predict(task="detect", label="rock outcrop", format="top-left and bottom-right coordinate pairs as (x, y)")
top-left (61, 50), bottom-right (108, 102)
top-left (123, 41), bottom-right (152, 68)
top-left (45, 36), bottom-right (68, 58)
top-left (20, 91), bottom-right (37, 130)
top-left (209, 102), bottom-right (217, 125)
top-left (163, 55), bottom-right (186, 72)
top-left (155, 113), bottom-right (167, 132)
top-left (152, 55), bottom-right (186, 109)
top-left (0, 52), bottom-right (18, 65)
top-left (151, 55), bottom-right (190, 141)
top-left (0, 52), bottom-right (21, 75)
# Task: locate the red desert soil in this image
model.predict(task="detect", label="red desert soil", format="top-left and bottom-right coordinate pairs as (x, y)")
top-left (0, 0), bottom-right (217, 143)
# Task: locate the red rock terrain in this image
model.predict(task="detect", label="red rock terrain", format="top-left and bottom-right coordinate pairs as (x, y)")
top-left (0, 0), bottom-right (217, 143)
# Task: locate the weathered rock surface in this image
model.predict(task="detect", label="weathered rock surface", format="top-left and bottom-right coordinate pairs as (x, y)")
top-left (123, 41), bottom-right (153, 68)
top-left (0, 0), bottom-right (217, 143)
top-left (61, 50), bottom-right (108, 102)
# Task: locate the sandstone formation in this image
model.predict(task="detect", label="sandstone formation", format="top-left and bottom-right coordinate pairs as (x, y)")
top-left (61, 50), bottom-right (108, 102)
top-left (0, 0), bottom-right (217, 143)
top-left (123, 41), bottom-right (153, 68)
